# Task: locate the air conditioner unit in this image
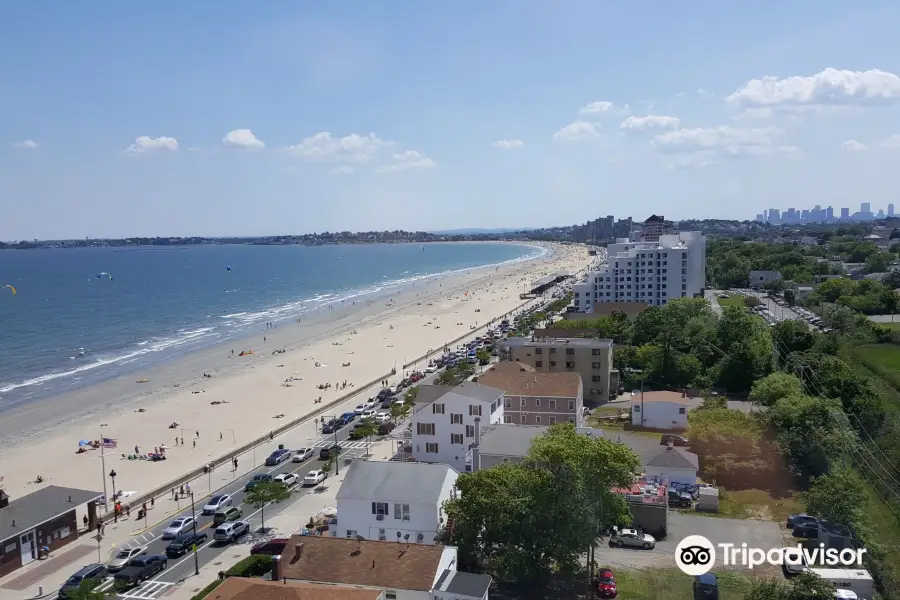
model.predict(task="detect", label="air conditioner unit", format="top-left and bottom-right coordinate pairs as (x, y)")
top-left (416, 533), bottom-right (424, 543)
top-left (376, 514), bottom-right (384, 521)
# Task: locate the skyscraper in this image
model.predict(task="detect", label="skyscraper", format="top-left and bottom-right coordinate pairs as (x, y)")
top-left (841, 207), bottom-right (850, 219)
top-left (889, 204), bottom-right (895, 217)
top-left (862, 202), bottom-right (872, 214)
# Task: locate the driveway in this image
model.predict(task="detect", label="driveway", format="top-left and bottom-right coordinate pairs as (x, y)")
top-left (598, 512), bottom-right (784, 570)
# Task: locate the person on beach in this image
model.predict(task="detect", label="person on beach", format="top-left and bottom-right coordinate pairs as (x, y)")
top-left (193, 439), bottom-right (196, 448)
top-left (219, 432), bottom-right (223, 441)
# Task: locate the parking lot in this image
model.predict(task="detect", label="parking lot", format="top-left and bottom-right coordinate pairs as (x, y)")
top-left (598, 512), bottom-right (784, 570)
top-left (723, 289), bottom-right (830, 332)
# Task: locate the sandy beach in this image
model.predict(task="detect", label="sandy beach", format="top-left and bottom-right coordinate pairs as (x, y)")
top-left (0, 242), bottom-right (591, 503)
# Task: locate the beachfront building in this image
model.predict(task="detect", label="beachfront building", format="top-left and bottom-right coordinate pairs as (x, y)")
top-left (335, 460), bottom-right (458, 545)
top-left (0, 486), bottom-right (103, 578)
top-left (498, 337), bottom-right (614, 404)
top-left (207, 578), bottom-right (385, 600)
top-left (572, 231), bottom-right (707, 313)
top-left (410, 382), bottom-right (504, 472)
top-left (273, 536), bottom-right (493, 600)
top-left (476, 361), bottom-right (583, 426)
top-left (630, 390), bottom-right (691, 430)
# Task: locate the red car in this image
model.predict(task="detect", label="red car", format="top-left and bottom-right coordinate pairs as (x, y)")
top-left (595, 569), bottom-right (617, 598)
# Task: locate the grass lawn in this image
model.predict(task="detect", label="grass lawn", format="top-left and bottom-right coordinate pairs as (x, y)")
top-left (586, 418), bottom-right (663, 439)
top-left (612, 568), bottom-right (759, 600)
top-left (878, 321), bottom-right (900, 331)
top-left (717, 488), bottom-right (805, 523)
top-left (855, 344), bottom-right (900, 391)
top-left (716, 295), bottom-right (746, 308)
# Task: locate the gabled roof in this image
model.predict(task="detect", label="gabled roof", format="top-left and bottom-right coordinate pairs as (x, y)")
top-left (646, 446), bottom-right (699, 470)
top-left (336, 460), bottom-right (456, 504)
top-left (448, 381), bottom-right (504, 403)
top-left (279, 536), bottom-right (446, 591)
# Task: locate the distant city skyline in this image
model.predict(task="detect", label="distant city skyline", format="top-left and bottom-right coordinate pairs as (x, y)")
top-left (754, 202), bottom-right (897, 225)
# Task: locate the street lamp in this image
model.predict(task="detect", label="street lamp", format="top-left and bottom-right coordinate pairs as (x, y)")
top-left (109, 470), bottom-right (117, 522)
top-left (333, 420), bottom-right (341, 476)
top-left (189, 492), bottom-right (200, 576)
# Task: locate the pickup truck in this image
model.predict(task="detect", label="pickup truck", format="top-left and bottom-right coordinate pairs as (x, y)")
top-left (113, 555), bottom-right (168, 587)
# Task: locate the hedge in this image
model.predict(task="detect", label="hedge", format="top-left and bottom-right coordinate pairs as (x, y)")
top-left (189, 555), bottom-right (274, 600)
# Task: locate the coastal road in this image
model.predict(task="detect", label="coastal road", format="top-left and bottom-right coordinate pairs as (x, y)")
top-left (85, 421), bottom-right (385, 600)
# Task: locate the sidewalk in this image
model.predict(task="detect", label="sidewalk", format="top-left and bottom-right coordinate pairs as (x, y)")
top-left (0, 415), bottom-right (355, 600)
top-left (166, 440), bottom-right (396, 600)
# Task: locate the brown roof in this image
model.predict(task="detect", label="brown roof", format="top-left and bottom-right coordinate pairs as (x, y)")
top-left (278, 535), bottom-right (446, 591)
top-left (478, 368), bottom-right (581, 398)
top-left (631, 391), bottom-right (693, 405)
top-left (208, 578), bottom-right (383, 600)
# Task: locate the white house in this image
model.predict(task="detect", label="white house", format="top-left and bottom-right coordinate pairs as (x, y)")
top-left (644, 445), bottom-right (699, 486)
top-left (749, 270), bottom-right (783, 289)
top-left (630, 391), bottom-right (690, 430)
top-left (411, 382), bottom-right (505, 472)
top-left (335, 460), bottom-right (458, 545)
top-left (276, 535), bottom-right (492, 600)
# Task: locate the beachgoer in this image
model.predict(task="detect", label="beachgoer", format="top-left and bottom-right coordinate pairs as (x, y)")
top-left (195, 430), bottom-right (199, 438)
top-left (83, 514), bottom-right (88, 528)
top-left (193, 439), bottom-right (196, 449)
top-left (180, 437), bottom-right (184, 446)
top-left (185, 483), bottom-right (191, 494)
top-left (233, 457), bottom-right (238, 471)
top-left (219, 432), bottom-right (223, 441)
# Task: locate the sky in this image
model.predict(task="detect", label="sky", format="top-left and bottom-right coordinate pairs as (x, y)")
top-left (3, 1), bottom-right (900, 239)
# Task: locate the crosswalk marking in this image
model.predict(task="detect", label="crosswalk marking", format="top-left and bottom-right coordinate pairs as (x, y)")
top-left (118, 580), bottom-right (174, 600)
top-left (309, 439), bottom-right (368, 449)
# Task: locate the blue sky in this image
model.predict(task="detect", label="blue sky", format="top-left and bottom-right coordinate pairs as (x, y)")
top-left (3, 1), bottom-right (900, 239)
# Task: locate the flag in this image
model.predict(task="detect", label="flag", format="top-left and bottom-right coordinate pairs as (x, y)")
top-left (102, 438), bottom-right (117, 448)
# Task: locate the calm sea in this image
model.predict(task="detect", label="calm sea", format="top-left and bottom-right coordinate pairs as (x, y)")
top-left (0, 242), bottom-right (540, 410)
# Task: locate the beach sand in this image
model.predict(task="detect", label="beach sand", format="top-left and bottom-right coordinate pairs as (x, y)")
top-left (0, 243), bottom-right (591, 502)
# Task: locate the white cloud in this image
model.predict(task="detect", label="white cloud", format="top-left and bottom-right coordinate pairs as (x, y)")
top-left (331, 166), bottom-right (355, 175)
top-left (492, 139), bottom-right (524, 149)
top-left (125, 136), bottom-right (178, 154)
top-left (651, 126), bottom-right (799, 167)
top-left (620, 115), bottom-right (680, 132)
top-left (12, 140), bottom-right (38, 149)
top-left (374, 150), bottom-right (436, 173)
top-left (697, 88), bottom-right (711, 96)
top-left (727, 68), bottom-right (900, 108)
top-left (734, 108), bottom-right (774, 120)
top-left (553, 121), bottom-right (601, 141)
top-left (222, 129), bottom-right (265, 150)
top-left (579, 101), bottom-right (617, 115)
top-left (881, 134), bottom-right (900, 148)
top-left (843, 140), bottom-right (868, 152)
top-left (285, 132), bottom-right (393, 162)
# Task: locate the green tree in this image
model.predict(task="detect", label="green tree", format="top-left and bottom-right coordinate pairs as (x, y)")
top-left (744, 570), bottom-right (835, 600)
top-left (783, 288), bottom-right (796, 305)
top-left (767, 394), bottom-right (841, 478)
top-left (403, 386), bottom-right (419, 404)
top-left (64, 580), bottom-right (113, 600)
top-left (244, 480), bottom-right (291, 531)
top-left (804, 466), bottom-right (867, 526)
top-left (748, 373), bottom-right (804, 407)
top-left (770, 320), bottom-right (815, 362)
top-left (390, 401), bottom-right (408, 422)
top-left (350, 419), bottom-right (379, 455)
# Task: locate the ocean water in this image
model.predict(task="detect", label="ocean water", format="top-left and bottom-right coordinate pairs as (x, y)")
top-left (0, 242), bottom-right (540, 410)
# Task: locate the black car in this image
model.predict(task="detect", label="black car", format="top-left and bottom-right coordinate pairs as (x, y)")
top-left (322, 419), bottom-right (343, 434)
top-left (660, 434), bottom-right (689, 447)
top-left (265, 449), bottom-right (291, 466)
top-left (792, 521), bottom-right (819, 538)
top-left (244, 473), bottom-right (272, 491)
top-left (59, 564), bottom-right (107, 599)
top-left (376, 388), bottom-right (392, 400)
top-left (113, 555), bottom-right (167, 587)
top-left (165, 531), bottom-right (208, 557)
top-left (319, 444), bottom-right (342, 460)
top-left (378, 421), bottom-right (396, 436)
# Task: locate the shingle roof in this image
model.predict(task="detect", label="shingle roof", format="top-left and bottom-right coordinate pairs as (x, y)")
top-left (279, 536), bottom-right (446, 591)
top-left (413, 385), bottom-right (456, 413)
top-left (478, 424), bottom-right (548, 457)
top-left (207, 578), bottom-right (382, 600)
top-left (336, 460), bottom-right (456, 504)
top-left (434, 569), bottom-right (493, 598)
top-left (646, 446), bottom-right (699, 470)
top-left (451, 381), bottom-right (504, 403)
top-left (478, 368), bottom-right (581, 398)
top-left (630, 391), bottom-right (693, 405)
top-left (0, 485), bottom-right (103, 534)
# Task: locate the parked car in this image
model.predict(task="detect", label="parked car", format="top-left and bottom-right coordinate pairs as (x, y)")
top-left (292, 447), bottom-right (314, 463)
top-left (250, 538), bottom-right (288, 555)
top-left (660, 434), bottom-right (689, 447)
top-left (59, 564), bottom-right (107, 599)
top-left (274, 473), bottom-right (299, 487)
top-left (322, 419), bottom-right (343, 434)
top-left (319, 444), bottom-right (341, 460)
top-left (213, 506), bottom-right (243, 525)
top-left (693, 573), bottom-right (719, 599)
top-left (106, 546), bottom-right (147, 572)
top-left (376, 388), bottom-right (392, 400)
top-left (595, 569), bottom-right (618, 598)
top-left (668, 490), bottom-right (693, 508)
top-left (781, 547), bottom-right (808, 576)
top-left (388, 384), bottom-right (401, 394)
top-left (374, 413), bottom-right (391, 424)
top-left (214, 520), bottom-right (251, 544)
top-left (245, 473), bottom-right (273, 491)
top-left (162, 517), bottom-right (196, 540)
top-left (425, 364), bottom-right (438, 374)
top-left (265, 449), bottom-right (292, 466)
top-left (380, 397), bottom-right (394, 409)
top-left (360, 408), bottom-right (377, 419)
top-left (340, 412), bottom-right (356, 424)
top-left (165, 531), bottom-right (208, 557)
top-left (113, 555), bottom-right (167, 587)
top-left (786, 513), bottom-right (817, 528)
top-left (303, 470), bottom-right (327, 486)
top-left (378, 422), bottom-right (397, 436)
top-left (202, 494), bottom-right (232, 515)
top-left (792, 521), bottom-right (819, 538)
top-left (609, 528), bottom-right (656, 549)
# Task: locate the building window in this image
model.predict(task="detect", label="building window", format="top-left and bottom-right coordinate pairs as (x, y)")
top-left (425, 442), bottom-right (439, 454)
top-left (549, 399), bottom-right (556, 410)
top-left (633, 405), bottom-right (641, 412)
top-left (372, 502), bottom-right (389, 515)
top-left (535, 398), bottom-right (541, 408)
top-left (521, 413), bottom-right (526, 423)
top-left (536, 415), bottom-right (542, 424)
top-left (592, 348), bottom-right (602, 355)
top-left (379, 528), bottom-right (386, 541)
top-left (535, 360), bottom-right (543, 368)
top-left (417, 423), bottom-right (436, 435)
top-left (450, 413), bottom-right (463, 424)
top-left (432, 403), bottom-right (445, 414)
top-left (565, 362), bottom-right (575, 368)
top-left (592, 375), bottom-right (602, 382)
top-left (568, 399), bottom-right (575, 410)
top-left (465, 425), bottom-right (475, 437)
top-left (592, 362), bottom-right (602, 369)
top-left (550, 361), bottom-right (557, 367)
top-left (550, 347), bottom-right (557, 354)
top-left (566, 348), bottom-right (575, 355)
top-left (569, 417), bottom-right (575, 423)
top-left (535, 347), bottom-right (543, 354)
top-left (386, 592), bottom-right (398, 600)
top-left (504, 415), bottom-right (512, 423)
top-left (520, 397), bottom-right (526, 408)
top-left (505, 398), bottom-right (511, 408)
top-left (679, 407), bottom-right (686, 414)
top-left (469, 405), bottom-right (482, 416)
top-left (549, 416), bottom-right (556, 425)
top-left (451, 433), bottom-right (464, 444)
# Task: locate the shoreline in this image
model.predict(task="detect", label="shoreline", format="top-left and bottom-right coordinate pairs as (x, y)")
top-left (0, 243), bottom-right (591, 503)
top-left (0, 241), bottom-right (544, 410)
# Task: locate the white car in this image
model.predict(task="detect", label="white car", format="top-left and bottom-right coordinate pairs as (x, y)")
top-left (292, 447), bottom-right (314, 463)
top-left (274, 473), bottom-right (299, 487)
top-left (106, 546), bottom-right (147, 572)
top-left (374, 413), bottom-right (390, 423)
top-left (201, 494), bottom-right (232, 515)
top-left (353, 404), bottom-right (367, 415)
top-left (303, 470), bottom-right (327, 486)
top-left (389, 384), bottom-right (401, 394)
top-left (364, 398), bottom-right (379, 409)
top-left (425, 365), bottom-right (438, 374)
top-left (162, 516), bottom-right (196, 540)
top-left (361, 408), bottom-right (377, 419)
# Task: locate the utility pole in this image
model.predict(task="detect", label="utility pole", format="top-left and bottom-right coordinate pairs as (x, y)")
top-left (334, 422), bottom-right (340, 475)
top-left (640, 377), bottom-right (645, 427)
top-left (189, 491), bottom-right (200, 576)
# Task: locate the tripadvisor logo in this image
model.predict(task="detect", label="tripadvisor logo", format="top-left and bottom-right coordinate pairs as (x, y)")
top-left (674, 535), bottom-right (866, 576)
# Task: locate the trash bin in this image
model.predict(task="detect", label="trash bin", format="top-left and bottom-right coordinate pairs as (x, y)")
top-left (278, 444), bottom-right (284, 450)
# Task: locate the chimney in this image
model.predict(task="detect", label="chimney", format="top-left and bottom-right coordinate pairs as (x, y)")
top-left (293, 543), bottom-right (304, 562)
top-left (471, 417), bottom-right (481, 472)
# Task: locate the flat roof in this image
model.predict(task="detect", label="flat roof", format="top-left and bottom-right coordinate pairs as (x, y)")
top-left (478, 424), bottom-right (548, 457)
top-left (336, 461), bottom-right (456, 505)
top-left (0, 485), bottom-right (103, 536)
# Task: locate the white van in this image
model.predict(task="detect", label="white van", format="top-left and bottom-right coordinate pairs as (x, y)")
top-left (807, 568), bottom-right (873, 600)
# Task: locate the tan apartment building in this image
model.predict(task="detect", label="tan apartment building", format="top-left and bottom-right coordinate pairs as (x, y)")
top-left (477, 361), bottom-right (583, 426)
top-left (498, 337), bottom-right (615, 404)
